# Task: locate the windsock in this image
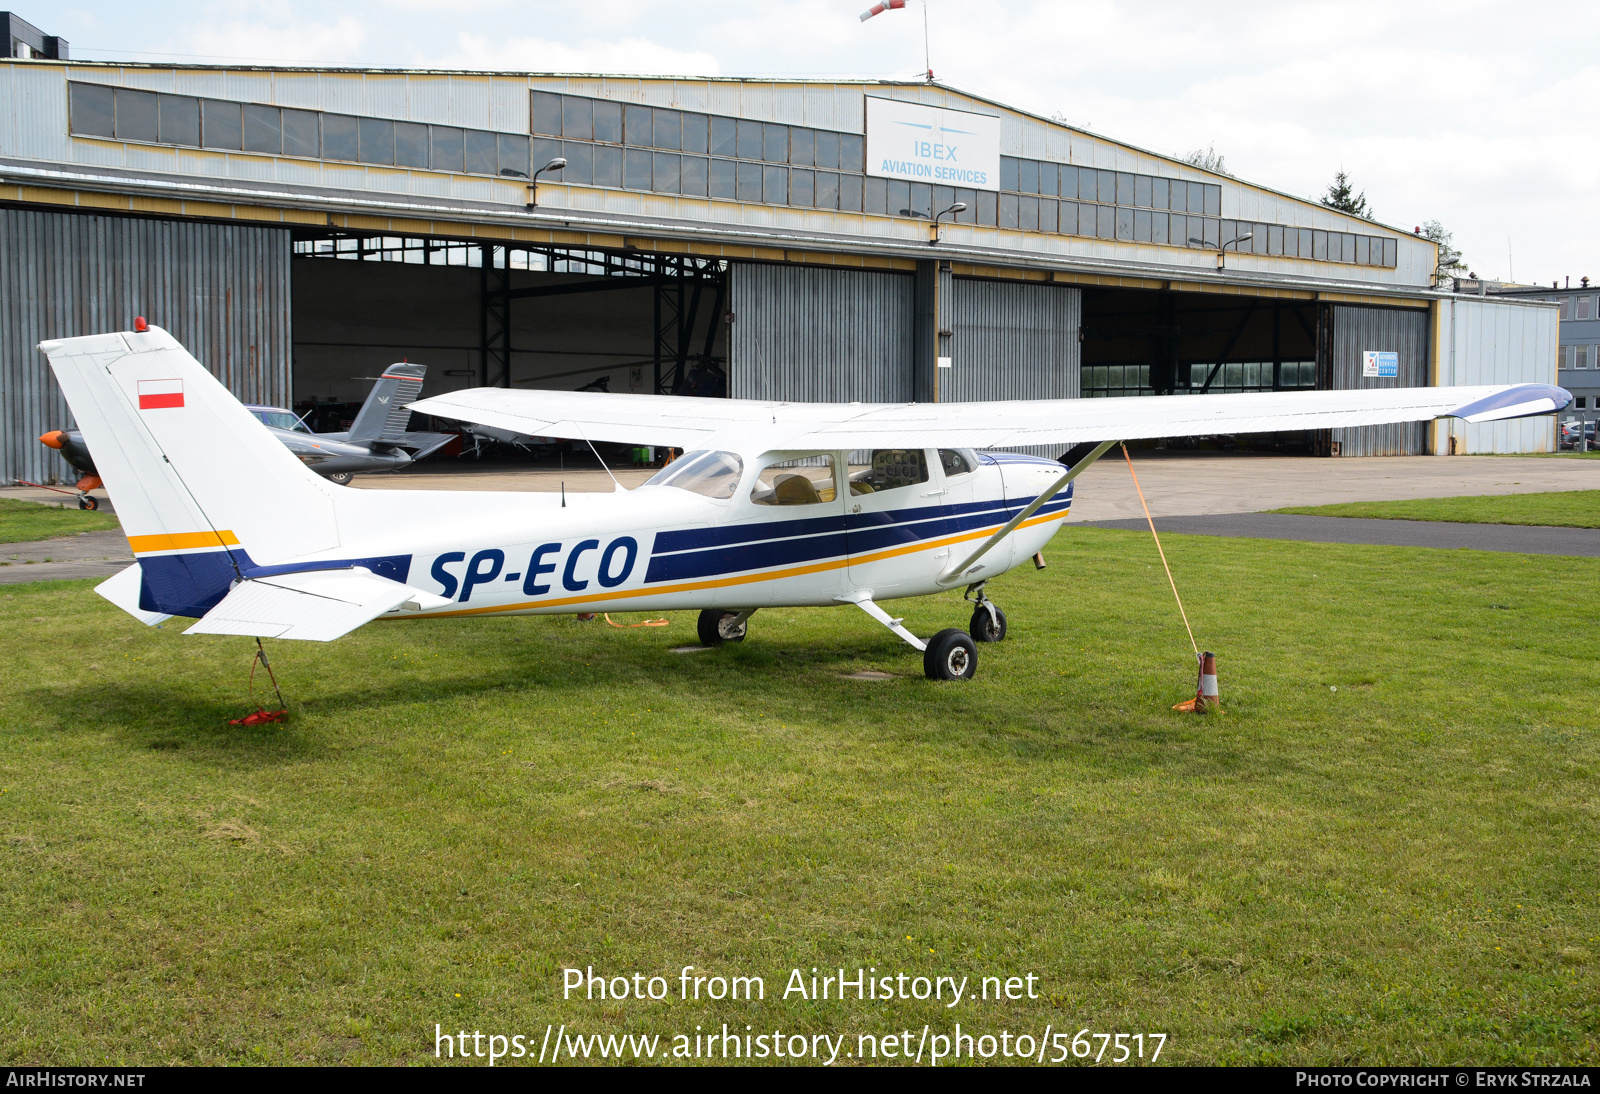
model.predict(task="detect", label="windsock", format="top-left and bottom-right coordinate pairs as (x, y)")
top-left (860, 0), bottom-right (907, 20)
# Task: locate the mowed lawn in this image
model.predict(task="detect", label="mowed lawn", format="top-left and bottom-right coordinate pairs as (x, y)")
top-left (0, 497), bottom-right (121, 544)
top-left (1, 528), bottom-right (1596, 1066)
top-left (1273, 490), bottom-right (1600, 528)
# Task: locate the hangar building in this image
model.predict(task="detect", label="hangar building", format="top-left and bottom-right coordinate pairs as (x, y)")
top-left (0, 32), bottom-right (1562, 484)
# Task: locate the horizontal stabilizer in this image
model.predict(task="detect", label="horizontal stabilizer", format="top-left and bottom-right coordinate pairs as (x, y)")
top-left (373, 431), bottom-right (456, 460)
top-left (184, 567), bottom-right (450, 642)
top-left (95, 563), bottom-right (173, 626)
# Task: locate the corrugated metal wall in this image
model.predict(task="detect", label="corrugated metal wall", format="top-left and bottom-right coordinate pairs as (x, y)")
top-left (1, 208), bottom-right (292, 484)
top-left (727, 262), bottom-right (914, 402)
top-left (1329, 304), bottom-right (1430, 456)
top-left (1434, 296), bottom-right (1559, 454)
top-left (943, 277), bottom-right (1080, 401)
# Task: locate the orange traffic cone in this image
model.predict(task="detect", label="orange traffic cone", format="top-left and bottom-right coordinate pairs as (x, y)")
top-left (1173, 651), bottom-right (1222, 713)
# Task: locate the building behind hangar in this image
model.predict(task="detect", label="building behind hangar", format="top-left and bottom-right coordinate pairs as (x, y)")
top-left (0, 40), bottom-right (1561, 483)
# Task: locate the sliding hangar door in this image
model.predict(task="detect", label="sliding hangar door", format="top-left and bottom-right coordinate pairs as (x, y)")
top-left (1, 206), bottom-right (291, 486)
top-left (726, 261), bottom-right (1081, 412)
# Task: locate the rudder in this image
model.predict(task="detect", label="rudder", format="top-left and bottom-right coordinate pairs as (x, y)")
top-left (346, 362), bottom-right (426, 444)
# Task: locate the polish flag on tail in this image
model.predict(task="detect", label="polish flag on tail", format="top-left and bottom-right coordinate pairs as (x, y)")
top-left (860, 0), bottom-right (906, 20)
top-left (137, 378), bottom-right (184, 410)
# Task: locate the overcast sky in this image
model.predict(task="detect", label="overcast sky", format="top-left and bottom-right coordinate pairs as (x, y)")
top-left (47, 0), bottom-right (1598, 285)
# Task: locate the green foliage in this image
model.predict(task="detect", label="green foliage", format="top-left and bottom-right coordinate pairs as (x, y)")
top-left (1182, 145), bottom-right (1232, 177)
top-left (2, 530), bottom-right (1598, 1064)
top-left (1421, 220), bottom-right (1466, 281)
top-left (1321, 171), bottom-right (1373, 220)
top-left (1272, 490), bottom-right (1600, 528)
top-left (0, 497), bottom-right (121, 544)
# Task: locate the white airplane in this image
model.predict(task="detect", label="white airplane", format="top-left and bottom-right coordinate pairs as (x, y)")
top-left (42, 326), bottom-right (1567, 680)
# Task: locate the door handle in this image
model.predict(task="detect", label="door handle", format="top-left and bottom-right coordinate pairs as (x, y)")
top-left (921, 488), bottom-right (948, 498)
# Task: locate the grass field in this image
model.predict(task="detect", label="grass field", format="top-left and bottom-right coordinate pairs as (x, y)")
top-left (2, 528), bottom-right (1597, 1066)
top-left (0, 498), bottom-right (121, 544)
top-left (1272, 491), bottom-right (1600, 528)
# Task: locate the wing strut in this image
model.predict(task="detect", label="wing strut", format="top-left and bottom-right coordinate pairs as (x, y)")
top-left (936, 439), bottom-right (1116, 587)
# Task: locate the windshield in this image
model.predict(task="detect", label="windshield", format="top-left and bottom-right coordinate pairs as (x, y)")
top-left (256, 410), bottom-right (312, 433)
top-left (643, 450), bottom-right (744, 499)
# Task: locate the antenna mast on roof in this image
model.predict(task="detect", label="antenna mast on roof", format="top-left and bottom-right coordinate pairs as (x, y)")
top-left (860, 0), bottom-right (935, 82)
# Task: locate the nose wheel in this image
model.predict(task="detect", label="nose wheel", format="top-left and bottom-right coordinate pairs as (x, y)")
top-left (965, 582), bottom-right (1007, 643)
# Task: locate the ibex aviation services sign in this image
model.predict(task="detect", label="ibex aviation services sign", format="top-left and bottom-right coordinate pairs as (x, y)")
top-left (865, 97), bottom-right (1001, 193)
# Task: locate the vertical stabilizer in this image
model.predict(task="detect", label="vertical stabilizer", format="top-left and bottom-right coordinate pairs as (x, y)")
top-left (40, 327), bottom-right (342, 616)
top-left (347, 362), bottom-right (426, 444)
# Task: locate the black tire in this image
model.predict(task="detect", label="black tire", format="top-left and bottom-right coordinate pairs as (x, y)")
top-left (923, 629), bottom-right (978, 681)
top-left (77, 495), bottom-right (98, 511)
top-left (969, 603), bottom-right (1007, 643)
top-left (325, 471), bottom-right (354, 486)
top-left (697, 609), bottom-right (749, 646)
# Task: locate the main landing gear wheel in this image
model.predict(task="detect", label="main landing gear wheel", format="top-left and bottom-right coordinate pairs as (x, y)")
top-left (697, 609), bottom-right (750, 646)
top-left (76, 495), bottom-right (98, 511)
top-left (325, 471), bottom-right (354, 486)
top-left (924, 629), bottom-right (978, 681)
top-left (969, 603), bottom-right (1007, 643)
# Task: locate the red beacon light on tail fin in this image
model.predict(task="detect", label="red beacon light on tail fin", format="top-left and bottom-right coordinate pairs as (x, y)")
top-left (134, 316), bottom-right (148, 332)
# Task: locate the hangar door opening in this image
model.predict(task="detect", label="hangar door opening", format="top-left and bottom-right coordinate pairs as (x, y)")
top-left (290, 233), bottom-right (728, 434)
top-left (1080, 287), bottom-right (1431, 455)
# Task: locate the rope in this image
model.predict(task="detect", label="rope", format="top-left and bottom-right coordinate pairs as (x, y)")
top-left (604, 613), bottom-right (669, 628)
top-left (229, 638), bottom-right (289, 725)
top-left (1121, 444), bottom-right (1200, 662)
top-left (253, 637), bottom-right (288, 710)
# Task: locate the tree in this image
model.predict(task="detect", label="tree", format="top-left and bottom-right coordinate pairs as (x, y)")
top-left (1420, 219), bottom-right (1466, 283)
top-left (1321, 170), bottom-right (1373, 220)
top-left (1182, 144), bottom-right (1231, 176)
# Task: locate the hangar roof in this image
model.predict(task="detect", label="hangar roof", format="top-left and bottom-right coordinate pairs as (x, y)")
top-left (0, 59), bottom-right (1440, 299)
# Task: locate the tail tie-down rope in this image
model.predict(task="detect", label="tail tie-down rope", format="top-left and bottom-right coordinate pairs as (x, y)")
top-left (1119, 444), bottom-right (1220, 713)
top-left (229, 637), bottom-right (289, 725)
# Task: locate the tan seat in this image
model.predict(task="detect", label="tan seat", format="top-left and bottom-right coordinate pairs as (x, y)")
top-left (773, 473), bottom-right (821, 505)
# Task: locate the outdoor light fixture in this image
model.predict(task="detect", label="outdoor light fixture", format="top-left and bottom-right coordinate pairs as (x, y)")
top-left (1190, 232), bottom-right (1253, 269)
top-left (930, 201), bottom-right (967, 245)
top-left (526, 157), bottom-right (567, 210)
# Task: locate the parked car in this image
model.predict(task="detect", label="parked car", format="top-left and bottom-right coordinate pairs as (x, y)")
top-left (1560, 420), bottom-right (1597, 449)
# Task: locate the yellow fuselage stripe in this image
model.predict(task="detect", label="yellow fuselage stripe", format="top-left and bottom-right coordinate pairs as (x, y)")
top-left (127, 529), bottom-right (240, 554)
top-left (426, 510), bottom-right (1067, 619)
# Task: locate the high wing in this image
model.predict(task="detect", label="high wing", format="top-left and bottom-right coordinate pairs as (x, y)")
top-left (407, 383), bottom-right (1569, 452)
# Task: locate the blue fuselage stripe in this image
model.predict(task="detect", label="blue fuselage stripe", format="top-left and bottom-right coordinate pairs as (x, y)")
top-left (642, 494), bottom-right (1071, 584)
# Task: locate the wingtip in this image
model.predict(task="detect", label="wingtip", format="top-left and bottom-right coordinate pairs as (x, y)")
top-left (1450, 384), bottom-right (1572, 424)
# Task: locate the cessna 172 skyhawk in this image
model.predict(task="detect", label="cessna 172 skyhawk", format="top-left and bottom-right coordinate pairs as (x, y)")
top-left (42, 326), bottom-right (1567, 680)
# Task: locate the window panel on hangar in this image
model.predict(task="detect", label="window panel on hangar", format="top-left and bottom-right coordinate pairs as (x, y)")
top-left (159, 93), bottom-right (200, 146)
top-left (115, 89), bottom-right (158, 143)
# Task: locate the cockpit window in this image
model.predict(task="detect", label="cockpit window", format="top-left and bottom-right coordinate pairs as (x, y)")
top-left (256, 410), bottom-right (312, 433)
top-left (643, 450), bottom-right (744, 499)
top-left (751, 455), bottom-right (836, 506)
top-left (939, 449), bottom-right (975, 477)
top-left (848, 449), bottom-right (928, 495)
